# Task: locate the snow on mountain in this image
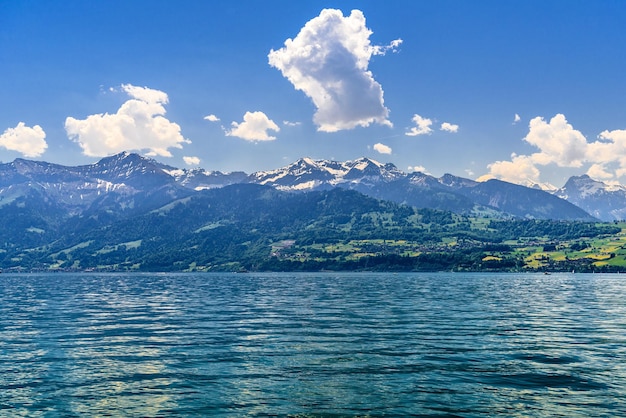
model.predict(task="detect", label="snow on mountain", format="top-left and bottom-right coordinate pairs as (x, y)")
top-left (555, 175), bottom-right (626, 221)
top-left (525, 180), bottom-right (558, 192)
top-left (249, 157), bottom-right (404, 191)
top-left (162, 166), bottom-right (248, 190)
top-left (248, 159), bottom-right (593, 220)
top-left (437, 173), bottom-right (479, 188)
top-left (0, 151), bottom-right (599, 221)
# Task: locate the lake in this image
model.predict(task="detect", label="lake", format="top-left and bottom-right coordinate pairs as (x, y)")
top-left (1, 272), bottom-right (625, 416)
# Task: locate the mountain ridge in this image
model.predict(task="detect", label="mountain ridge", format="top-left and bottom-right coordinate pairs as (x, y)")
top-left (0, 151), bottom-right (597, 221)
top-left (2, 151), bottom-right (625, 272)
top-left (554, 175), bottom-right (626, 221)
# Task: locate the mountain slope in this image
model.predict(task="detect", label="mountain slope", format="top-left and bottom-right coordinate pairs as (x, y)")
top-left (248, 157), bottom-right (595, 220)
top-left (15, 185), bottom-right (435, 271)
top-left (3, 183), bottom-right (616, 273)
top-left (0, 151), bottom-right (598, 251)
top-left (0, 151), bottom-right (192, 217)
top-left (249, 157), bottom-right (404, 191)
top-left (459, 179), bottom-right (594, 221)
top-left (555, 175), bottom-right (626, 221)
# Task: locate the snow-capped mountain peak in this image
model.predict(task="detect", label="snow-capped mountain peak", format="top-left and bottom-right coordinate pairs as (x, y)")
top-left (555, 174), bottom-right (626, 221)
top-left (524, 180), bottom-right (558, 192)
top-left (0, 151), bottom-right (599, 221)
top-left (249, 157), bottom-right (404, 191)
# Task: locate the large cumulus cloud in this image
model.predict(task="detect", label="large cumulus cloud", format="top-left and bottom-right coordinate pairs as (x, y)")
top-left (524, 114), bottom-right (587, 168)
top-left (268, 9), bottom-right (401, 132)
top-left (65, 84), bottom-right (190, 157)
top-left (481, 113), bottom-right (626, 185)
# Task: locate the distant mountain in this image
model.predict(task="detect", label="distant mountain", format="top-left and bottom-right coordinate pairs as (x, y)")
top-left (459, 178), bottom-right (593, 220)
top-left (249, 157), bottom-right (404, 191)
top-left (0, 152), bottom-right (620, 272)
top-left (0, 181), bottom-right (617, 273)
top-left (555, 175), bottom-right (626, 221)
top-left (525, 180), bottom-right (558, 192)
top-left (0, 152), bottom-right (594, 221)
top-left (249, 157), bottom-right (595, 221)
top-left (0, 152), bottom-right (191, 219)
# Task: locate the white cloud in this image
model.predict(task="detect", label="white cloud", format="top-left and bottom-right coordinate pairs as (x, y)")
top-left (183, 156), bottom-right (201, 165)
top-left (408, 165), bottom-right (427, 173)
top-left (482, 113), bottom-right (626, 184)
top-left (204, 114), bottom-right (220, 122)
top-left (585, 129), bottom-right (626, 180)
top-left (587, 163), bottom-right (614, 180)
top-left (405, 114), bottom-right (433, 136)
top-left (440, 122), bottom-right (459, 133)
top-left (119, 84), bottom-right (168, 104)
top-left (373, 142), bottom-right (392, 154)
top-left (478, 154), bottom-right (540, 184)
top-left (268, 8), bottom-right (397, 132)
top-left (481, 113), bottom-right (594, 184)
top-left (65, 84), bottom-right (190, 157)
top-left (480, 114), bottom-right (584, 184)
top-left (587, 129), bottom-right (626, 172)
top-left (283, 120), bottom-right (301, 127)
top-left (0, 122), bottom-right (48, 157)
top-left (524, 114), bottom-right (587, 167)
top-left (226, 111), bottom-right (280, 141)
top-left (513, 113), bottom-right (521, 124)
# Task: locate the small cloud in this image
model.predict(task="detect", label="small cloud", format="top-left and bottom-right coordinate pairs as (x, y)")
top-left (204, 114), bottom-right (220, 122)
top-left (390, 39), bottom-right (403, 50)
top-left (513, 113), bottom-right (521, 124)
top-left (440, 122), bottom-right (459, 133)
top-left (226, 111), bottom-right (280, 141)
top-left (478, 154), bottom-right (540, 184)
top-left (119, 83), bottom-right (168, 104)
top-left (408, 165), bottom-right (428, 174)
top-left (268, 8), bottom-right (396, 132)
top-left (406, 114), bottom-right (433, 136)
top-left (183, 156), bottom-right (201, 165)
top-left (65, 84), bottom-right (190, 157)
top-left (587, 163), bottom-right (613, 180)
top-left (372, 38), bottom-right (404, 55)
top-left (0, 122), bottom-right (48, 157)
top-left (373, 142), bottom-right (392, 154)
top-left (283, 120), bottom-right (301, 127)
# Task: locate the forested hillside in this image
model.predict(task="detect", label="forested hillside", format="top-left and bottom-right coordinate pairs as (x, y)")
top-left (1, 184), bottom-right (622, 273)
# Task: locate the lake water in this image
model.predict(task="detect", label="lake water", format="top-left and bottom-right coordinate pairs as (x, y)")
top-left (1, 272), bottom-right (625, 417)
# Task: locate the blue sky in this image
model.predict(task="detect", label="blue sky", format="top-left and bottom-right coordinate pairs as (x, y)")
top-left (2, 0), bottom-right (626, 188)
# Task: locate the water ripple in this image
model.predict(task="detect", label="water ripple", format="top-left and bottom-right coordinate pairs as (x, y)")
top-left (1, 272), bottom-right (625, 416)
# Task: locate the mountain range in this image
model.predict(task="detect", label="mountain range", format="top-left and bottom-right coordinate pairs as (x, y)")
top-left (554, 175), bottom-right (626, 222)
top-left (2, 151), bottom-right (621, 222)
top-left (1, 151), bottom-right (625, 271)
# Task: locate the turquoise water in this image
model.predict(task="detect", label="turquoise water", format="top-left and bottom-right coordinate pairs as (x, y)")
top-left (1, 272), bottom-right (625, 417)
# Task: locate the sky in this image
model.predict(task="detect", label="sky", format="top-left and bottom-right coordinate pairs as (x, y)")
top-left (2, 0), bottom-right (626, 188)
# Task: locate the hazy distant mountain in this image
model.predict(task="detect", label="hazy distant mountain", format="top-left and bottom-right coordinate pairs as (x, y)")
top-left (0, 152), bottom-right (614, 272)
top-left (0, 152), bottom-right (595, 228)
top-left (555, 175), bottom-right (626, 221)
top-left (249, 157), bottom-right (404, 191)
top-left (249, 157), bottom-right (594, 221)
top-left (0, 152), bottom-right (191, 218)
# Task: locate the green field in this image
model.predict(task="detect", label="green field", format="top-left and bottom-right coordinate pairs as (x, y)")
top-left (264, 221), bottom-right (626, 273)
